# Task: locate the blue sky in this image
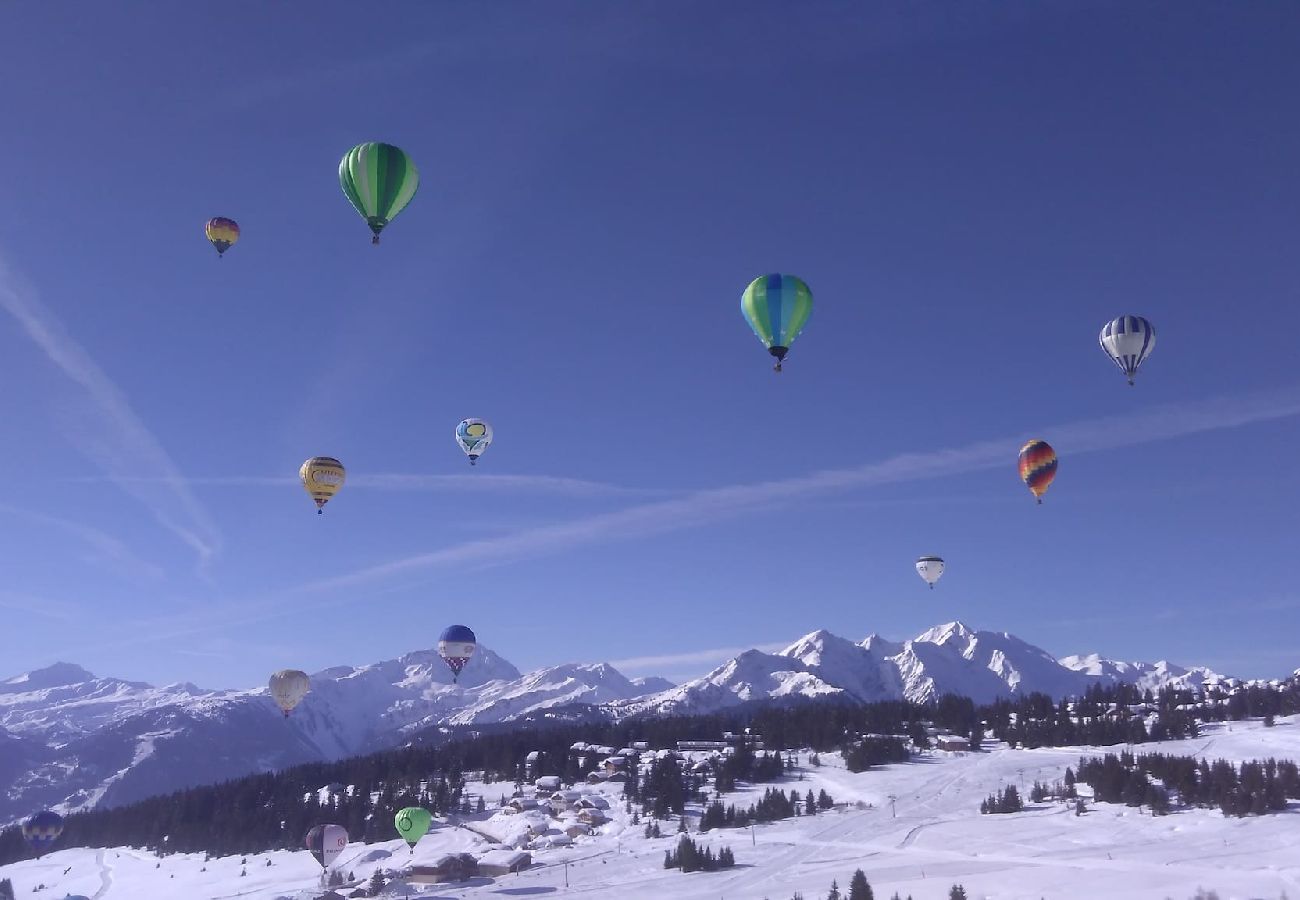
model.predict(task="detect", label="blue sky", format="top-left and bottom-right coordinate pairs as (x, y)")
top-left (1, 2), bottom-right (1297, 689)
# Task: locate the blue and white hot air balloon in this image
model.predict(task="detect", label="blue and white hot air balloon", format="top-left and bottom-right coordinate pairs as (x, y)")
top-left (22, 811), bottom-right (64, 856)
top-left (1099, 316), bottom-right (1156, 386)
top-left (438, 625), bottom-right (477, 682)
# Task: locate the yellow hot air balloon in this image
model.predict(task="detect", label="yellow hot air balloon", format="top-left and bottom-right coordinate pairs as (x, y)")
top-left (268, 669), bottom-right (310, 717)
top-left (300, 457), bottom-right (346, 514)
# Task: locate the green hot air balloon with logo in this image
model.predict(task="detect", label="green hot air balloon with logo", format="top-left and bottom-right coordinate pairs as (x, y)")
top-left (740, 273), bottom-right (813, 372)
top-left (339, 142), bottom-right (419, 244)
top-left (394, 806), bottom-right (432, 851)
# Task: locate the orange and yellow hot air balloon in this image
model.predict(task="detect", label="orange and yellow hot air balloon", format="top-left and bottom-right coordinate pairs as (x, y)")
top-left (205, 217), bottom-right (240, 257)
top-left (1018, 439), bottom-right (1057, 504)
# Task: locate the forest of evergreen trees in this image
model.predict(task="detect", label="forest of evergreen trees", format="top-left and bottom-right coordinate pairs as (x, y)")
top-left (662, 834), bottom-right (735, 872)
top-left (979, 785), bottom-right (1023, 815)
top-left (3, 677), bottom-right (1295, 865)
top-left (1074, 749), bottom-right (1300, 817)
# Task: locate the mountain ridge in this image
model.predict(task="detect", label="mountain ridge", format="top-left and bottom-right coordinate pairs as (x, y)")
top-left (1, 621), bottom-right (1237, 826)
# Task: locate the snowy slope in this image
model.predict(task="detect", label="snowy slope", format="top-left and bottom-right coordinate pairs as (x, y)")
top-left (613, 621), bottom-right (1230, 716)
top-left (1058, 652), bottom-right (1221, 692)
top-left (0, 621), bottom-right (1236, 827)
top-left (4, 716), bottom-right (1298, 900)
top-left (0, 650), bottom-right (662, 826)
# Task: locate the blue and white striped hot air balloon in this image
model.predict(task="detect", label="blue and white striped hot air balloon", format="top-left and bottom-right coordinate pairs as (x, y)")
top-left (22, 810), bottom-right (64, 856)
top-left (1098, 315), bottom-right (1156, 386)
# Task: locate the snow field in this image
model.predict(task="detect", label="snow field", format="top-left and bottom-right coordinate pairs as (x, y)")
top-left (4, 717), bottom-right (1299, 899)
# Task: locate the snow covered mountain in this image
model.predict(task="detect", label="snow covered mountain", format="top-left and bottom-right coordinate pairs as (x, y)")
top-left (615, 621), bottom-right (1230, 716)
top-left (0, 648), bottom-right (669, 827)
top-left (2, 620), bottom-right (1233, 827)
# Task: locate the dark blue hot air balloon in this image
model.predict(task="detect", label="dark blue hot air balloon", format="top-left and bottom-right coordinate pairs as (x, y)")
top-left (22, 810), bottom-right (64, 856)
top-left (437, 625), bottom-right (477, 682)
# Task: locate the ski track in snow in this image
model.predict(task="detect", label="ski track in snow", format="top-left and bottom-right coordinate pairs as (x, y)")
top-left (92, 848), bottom-right (111, 899)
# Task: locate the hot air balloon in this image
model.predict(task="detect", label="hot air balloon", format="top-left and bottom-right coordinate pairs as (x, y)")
top-left (916, 556), bottom-right (945, 589)
top-left (740, 273), bottom-right (813, 372)
top-left (394, 807), bottom-right (432, 852)
top-left (1099, 315), bottom-right (1156, 385)
top-left (455, 418), bottom-right (493, 465)
top-left (300, 457), bottom-right (346, 514)
top-left (438, 625), bottom-right (477, 682)
top-left (1018, 439), bottom-right (1058, 504)
top-left (305, 824), bottom-right (348, 869)
top-left (338, 142), bottom-right (419, 244)
top-left (205, 217), bottom-right (240, 258)
top-left (268, 669), bottom-right (310, 717)
top-left (22, 811), bottom-right (64, 856)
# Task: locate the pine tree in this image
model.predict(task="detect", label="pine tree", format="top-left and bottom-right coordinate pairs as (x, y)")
top-left (806, 789), bottom-right (817, 815)
top-left (848, 868), bottom-right (873, 899)
top-left (949, 886), bottom-right (968, 900)
top-left (826, 879), bottom-right (841, 900)
top-left (369, 868), bottom-right (386, 894)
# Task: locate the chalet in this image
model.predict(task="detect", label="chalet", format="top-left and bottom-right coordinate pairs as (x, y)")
top-left (935, 735), bottom-right (969, 752)
top-left (507, 797), bottom-right (539, 814)
top-left (534, 775), bottom-right (562, 793)
top-left (564, 821), bottom-right (592, 838)
top-left (477, 849), bottom-right (531, 877)
top-left (586, 770), bottom-right (609, 784)
top-left (578, 808), bottom-right (608, 825)
top-left (603, 755), bottom-right (627, 774)
top-left (550, 790), bottom-right (582, 810)
top-left (677, 740), bottom-right (728, 751)
top-left (630, 740), bottom-right (650, 751)
top-left (525, 751), bottom-right (543, 779)
top-left (532, 832), bottom-right (573, 849)
top-left (406, 853), bottom-right (479, 884)
top-left (577, 795), bottom-right (610, 811)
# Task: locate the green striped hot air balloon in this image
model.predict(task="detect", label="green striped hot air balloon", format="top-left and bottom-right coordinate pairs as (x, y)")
top-left (740, 273), bottom-right (813, 372)
top-left (338, 142), bottom-right (419, 244)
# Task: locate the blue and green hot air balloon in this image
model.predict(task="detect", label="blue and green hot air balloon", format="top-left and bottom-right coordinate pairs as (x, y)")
top-left (740, 273), bottom-right (813, 372)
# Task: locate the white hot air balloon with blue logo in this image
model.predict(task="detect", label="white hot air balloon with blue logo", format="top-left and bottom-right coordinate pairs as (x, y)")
top-left (455, 419), bottom-right (493, 465)
top-left (915, 556), bottom-right (945, 590)
top-left (1099, 316), bottom-right (1156, 386)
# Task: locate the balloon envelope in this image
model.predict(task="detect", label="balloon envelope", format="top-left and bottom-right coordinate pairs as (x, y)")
top-left (268, 669), bottom-right (310, 716)
top-left (205, 217), bottom-right (239, 256)
top-left (438, 625), bottom-right (477, 679)
top-left (455, 419), bottom-right (493, 464)
top-left (915, 556), bottom-right (945, 588)
top-left (1018, 440), bottom-right (1058, 503)
top-left (339, 142), bottom-right (419, 242)
top-left (22, 811), bottom-right (64, 855)
top-left (1099, 315), bottom-right (1156, 384)
top-left (305, 824), bottom-right (348, 869)
top-left (300, 457), bottom-right (346, 513)
top-left (394, 807), bottom-right (432, 847)
top-left (740, 274), bottom-right (813, 369)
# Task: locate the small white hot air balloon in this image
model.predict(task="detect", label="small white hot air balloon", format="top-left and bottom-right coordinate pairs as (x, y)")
top-left (1098, 315), bottom-right (1156, 386)
top-left (454, 418), bottom-right (493, 465)
top-left (915, 556), bottom-right (945, 590)
top-left (268, 669), bottom-right (310, 717)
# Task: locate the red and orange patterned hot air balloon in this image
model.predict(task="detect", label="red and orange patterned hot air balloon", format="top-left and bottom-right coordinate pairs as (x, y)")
top-left (205, 217), bottom-right (240, 257)
top-left (1018, 439), bottom-right (1057, 504)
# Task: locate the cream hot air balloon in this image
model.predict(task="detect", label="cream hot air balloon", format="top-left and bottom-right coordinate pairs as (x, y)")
top-left (299, 457), bottom-right (346, 514)
top-left (305, 824), bottom-right (348, 869)
top-left (915, 556), bottom-right (945, 589)
top-left (269, 669), bottom-right (310, 717)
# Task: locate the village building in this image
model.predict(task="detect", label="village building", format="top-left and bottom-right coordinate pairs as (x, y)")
top-left (405, 853), bottom-right (479, 884)
top-left (477, 849), bottom-right (532, 877)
